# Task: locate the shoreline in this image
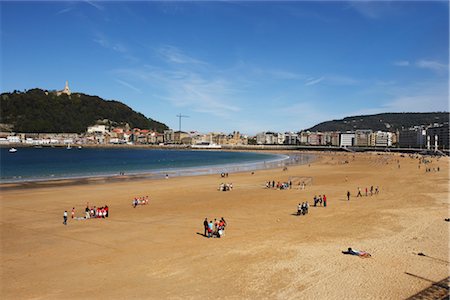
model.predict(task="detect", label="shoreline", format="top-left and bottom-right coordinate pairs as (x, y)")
top-left (0, 151), bottom-right (315, 189)
top-left (3, 142), bottom-right (448, 155)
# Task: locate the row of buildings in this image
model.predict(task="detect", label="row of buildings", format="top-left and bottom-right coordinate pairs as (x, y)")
top-left (255, 130), bottom-right (396, 147)
top-left (1, 122), bottom-right (448, 150)
top-left (0, 125), bottom-right (249, 146)
top-left (255, 123), bottom-right (449, 149)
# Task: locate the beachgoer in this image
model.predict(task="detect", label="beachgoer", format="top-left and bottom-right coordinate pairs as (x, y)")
top-left (297, 203), bottom-right (302, 216)
top-left (207, 221), bottom-right (213, 238)
top-left (221, 217), bottom-right (227, 228)
top-left (323, 195), bottom-right (327, 207)
top-left (71, 207), bottom-right (75, 219)
top-left (347, 191), bottom-right (350, 201)
top-left (357, 187), bottom-right (362, 197)
top-left (365, 187), bottom-right (368, 197)
top-left (203, 218), bottom-right (208, 237)
top-left (63, 210), bottom-right (68, 225)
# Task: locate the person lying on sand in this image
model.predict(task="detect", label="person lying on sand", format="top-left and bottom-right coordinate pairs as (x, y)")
top-left (342, 247), bottom-right (371, 258)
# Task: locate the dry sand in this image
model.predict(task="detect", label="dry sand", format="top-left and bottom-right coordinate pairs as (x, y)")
top-left (1, 152), bottom-right (448, 299)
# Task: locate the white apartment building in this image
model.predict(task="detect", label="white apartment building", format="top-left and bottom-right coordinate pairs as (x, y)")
top-left (340, 133), bottom-right (355, 147)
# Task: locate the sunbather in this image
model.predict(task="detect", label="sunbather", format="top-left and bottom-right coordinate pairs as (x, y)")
top-left (342, 247), bottom-right (371, 258)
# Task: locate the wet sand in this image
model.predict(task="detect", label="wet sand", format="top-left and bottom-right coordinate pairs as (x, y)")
top-left (1, 152), bottom-right (448, 299)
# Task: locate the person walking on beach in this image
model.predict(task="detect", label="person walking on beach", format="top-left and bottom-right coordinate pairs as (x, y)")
top-left (63, 210), bottom-right (68, 225)
top-left (323, 195), bottom-right (327, 207)
top-left (203, 218), bottom-right (208, 237)
top-left (357, 187), bottom-right (362, 197)
top-left (347, 191), bottom-right (351, 201)
top-left (365, 187), bottom-right (368, 197)
top-left (71, 207), bottom-right (75, 219)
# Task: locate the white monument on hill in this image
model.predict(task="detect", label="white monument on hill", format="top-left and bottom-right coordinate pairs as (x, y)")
top-left (56, 81), bottom-right (71, 96)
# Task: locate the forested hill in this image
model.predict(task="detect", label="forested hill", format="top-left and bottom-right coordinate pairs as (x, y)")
top-left (0, 89), bottom-right (169, 133)
top-left (307, 112), bottom-right (449, 132)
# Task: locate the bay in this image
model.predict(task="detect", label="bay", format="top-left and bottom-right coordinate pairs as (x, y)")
top-left (0, 147), bottom-right (297, 183)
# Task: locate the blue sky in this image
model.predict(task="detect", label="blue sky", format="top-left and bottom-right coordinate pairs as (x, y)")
top-left (1, 1), bottom-right (448, 134)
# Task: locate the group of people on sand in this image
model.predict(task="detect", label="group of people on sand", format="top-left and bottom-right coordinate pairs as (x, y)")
top-left (313, 194), bottom-right (327, 207)
top-left (132, 196), bottom-right (149, 207)
top-left (356, 186), bottom-right (379, 198)
top-left (218, 183), bottom-right (233, 191)
top-left (297, 202), bottom-right (309, 215)
top-left (84, 205), bottom-right (109, 219)
top-left (265, 180), bottom-right (292, 190)
top-left (64, 205), bottom-right (109, 224)
top-left (203, 217), bottom-right (227, 238)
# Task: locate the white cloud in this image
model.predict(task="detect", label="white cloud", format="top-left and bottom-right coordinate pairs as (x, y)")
top-left (115, 79), bottom-right (141, 93)
top-left (113, 66), bottom-right (241, 118)
top-left (84, 0), bottom-right (104, 11)
top-left (56, 7), bottom-right (74, 15)
top-left (157, 45), bottom-right (205, 65)
top-left (393, 60), bottom-right (410, 67)
top-left (305, 77), bottom-right (324, 86)
top-left (416, 60), bottom-right (447, 72)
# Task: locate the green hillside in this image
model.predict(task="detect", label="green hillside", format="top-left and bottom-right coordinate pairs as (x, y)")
top-left (0, 89), bottom-right (168, 133)
top-left (307, 112), bottom-right (449, 132)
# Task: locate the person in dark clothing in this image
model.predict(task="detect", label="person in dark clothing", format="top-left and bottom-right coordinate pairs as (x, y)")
top-left (347, 191), bottom-right (351, 201)
top-left (203, 218), bottom-right (208, 237)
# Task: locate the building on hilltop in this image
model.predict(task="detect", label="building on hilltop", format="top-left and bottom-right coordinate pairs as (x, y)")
top-left (56, 81), bottom-right (71, 96)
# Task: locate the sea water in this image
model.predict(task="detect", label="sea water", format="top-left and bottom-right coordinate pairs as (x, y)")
top-left (0, 147), bottom-right (306, 183)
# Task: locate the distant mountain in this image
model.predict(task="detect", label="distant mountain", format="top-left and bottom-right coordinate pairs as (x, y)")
top-left (307, 112), bottom-right (449, 132)
top-left (0, 89), bottom-right (169, 133)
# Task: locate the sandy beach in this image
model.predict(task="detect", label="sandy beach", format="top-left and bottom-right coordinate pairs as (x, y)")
top-left (1, 151), bottom-right (448, 299)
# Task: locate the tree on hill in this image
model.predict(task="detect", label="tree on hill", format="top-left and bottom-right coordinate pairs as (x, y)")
top-left (0, 89), bottom-right (169, 133)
